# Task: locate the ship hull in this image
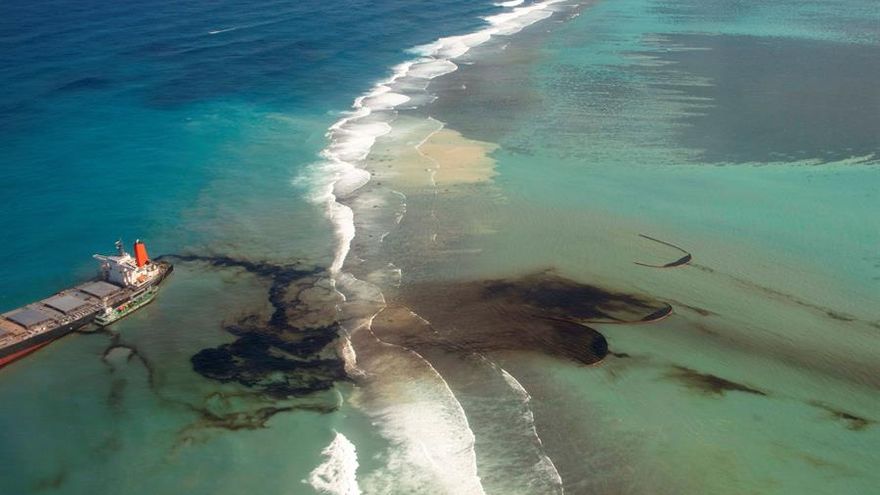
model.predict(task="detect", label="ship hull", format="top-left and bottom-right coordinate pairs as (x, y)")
top-left (0, 342), bottom-right (52, 367)
top-left (0, 262), bottom-right (173, 368)
top-left (0, 319), bottom-right (86, 368)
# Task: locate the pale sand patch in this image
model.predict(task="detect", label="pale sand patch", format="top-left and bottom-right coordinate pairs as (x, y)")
top-left (367, 116), bottom-right (440, 190)
top-left (417, 128), bottom-right (498, 187)
top-left (366, 117), bottom-right (498, 191)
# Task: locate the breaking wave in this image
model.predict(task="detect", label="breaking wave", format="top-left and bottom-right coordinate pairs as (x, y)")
top-left (308, 432), bottom-right (361, 495)
top-left (498, 366), bottom-right (565, 492)
top-left (496, 0), bottom-right (526, 7)
top-left (302, 1), bottom-right (569, 268)
top-left (297, 0), bottom-right (574, 492)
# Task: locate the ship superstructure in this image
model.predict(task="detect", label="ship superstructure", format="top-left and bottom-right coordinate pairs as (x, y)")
top-left (94, 240), bottom-right (161, 287)
top-left (0, 240), bottom-right (172, 367)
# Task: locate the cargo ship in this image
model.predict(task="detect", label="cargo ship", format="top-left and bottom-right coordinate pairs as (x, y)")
top-left (0, 240), bottom-right (172, 368)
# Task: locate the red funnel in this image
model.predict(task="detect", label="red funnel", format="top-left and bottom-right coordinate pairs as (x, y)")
top-left (133, 240), bottom-right (149, 267)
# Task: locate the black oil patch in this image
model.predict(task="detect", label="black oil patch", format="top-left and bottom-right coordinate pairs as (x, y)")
top-left (158, 254), bottom-right (347, 400)
top-left (374, 270), bottom-right (672, 366)
top-left (191, 330), bottom-right (346, 399)
top-left (483, 271), bottom-right (665, 323)
top-left (84, 254), bottom-right (350, 438)
top-left (665, 365), bottom-right (768, 397)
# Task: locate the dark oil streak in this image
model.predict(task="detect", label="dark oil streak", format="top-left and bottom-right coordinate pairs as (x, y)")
top-left (809, 401), bottom-right (875, 431)
top-left (92, 254), bottom-right (346, 440)
top-left (666, 300), bottom-right (717, 317)
top-left (690, 262), bottom-right (874, 326)
top-left (665, 365), bottom-right (768, 397)
top-left (161, 253), bottom-right (348, 401)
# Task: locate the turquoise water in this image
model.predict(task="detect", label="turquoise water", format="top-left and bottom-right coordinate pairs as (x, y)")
top-left (0, 0), bottom-right (499, 492)
top-left (344, 0), bottom-right (879, 492)
top-left (2, 0), bottom-right (878, 493)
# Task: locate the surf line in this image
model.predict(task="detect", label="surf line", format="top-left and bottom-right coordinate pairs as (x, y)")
top-left (633, 234), bottom-right (692, 268)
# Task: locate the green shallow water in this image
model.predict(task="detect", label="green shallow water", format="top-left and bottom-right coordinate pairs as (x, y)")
top-left (375, 0), bottom-right (880, 493)
top-left (0, 263), bottom-right (393, 494)
top-left (2, 0), bottom-right (878, 493)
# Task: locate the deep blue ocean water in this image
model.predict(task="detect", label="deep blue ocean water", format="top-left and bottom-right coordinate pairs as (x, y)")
top-left (0, 2), bottom-right (505, 491)
top-left (0, 0), bottom-right (499, 310)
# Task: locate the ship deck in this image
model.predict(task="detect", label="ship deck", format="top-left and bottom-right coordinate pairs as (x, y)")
top-left (0, 263), bottom-right (170, 352)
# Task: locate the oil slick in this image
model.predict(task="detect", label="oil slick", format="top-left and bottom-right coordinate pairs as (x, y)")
top-left (155, 254), bottom-right (348, 399)
top-left (809, 401), bottom-right (875, 432)
top-left (664, 365), bottom-right (768, 397)
top-left (376, 270), bottom-right (673, 366)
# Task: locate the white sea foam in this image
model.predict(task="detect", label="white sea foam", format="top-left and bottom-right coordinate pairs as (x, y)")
top-left (484, 0), bottom-right (561, 27)
top-left (361, 327), bottom-right (486, 495)
top-left (359, 91), bottom-right (411, 110)
top-left (339, 336), bottom-right (365, 378)
top-left (301, 0), bottom-right (567, 278)
top-left (308, 432), bottom-right (361, 495)
top-left (329, 274), bottom-right (485, 495)
top-left (408, 59), bottom-right (459, 80)
top-left (412, 0), bottom-right (565, 60)
top-left (331, 167), bottom-right (372, 199)
top-left (328, 201), bottom-right (354, 276)
top-left (208, 27), bottom-right (237, 35)
top-left (297, 1), bottom-right (573, 492)
top-left (326, 121), bottom-right (392, 164)
top-left (496, 0), bottom-right (526, 6)
top-left (497, 367), bottom-right (564, 492)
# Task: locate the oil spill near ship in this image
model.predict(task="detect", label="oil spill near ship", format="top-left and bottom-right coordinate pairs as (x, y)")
top-left (90, 254), bottom-right (349, 440)
top-left (373, 270), bottom-right (672, 366)
top-left (158, 254), bottom-right (348, 402)
top-left (101, 334), bottom-right (162, 403)
top-left (191, 330), bottom-right (346, 398)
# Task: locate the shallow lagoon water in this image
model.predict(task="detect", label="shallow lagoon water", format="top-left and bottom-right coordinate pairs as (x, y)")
top-left (1, 0), bottom-right (878, 493)
top-left (345, 0), bottom-right (879, 492)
